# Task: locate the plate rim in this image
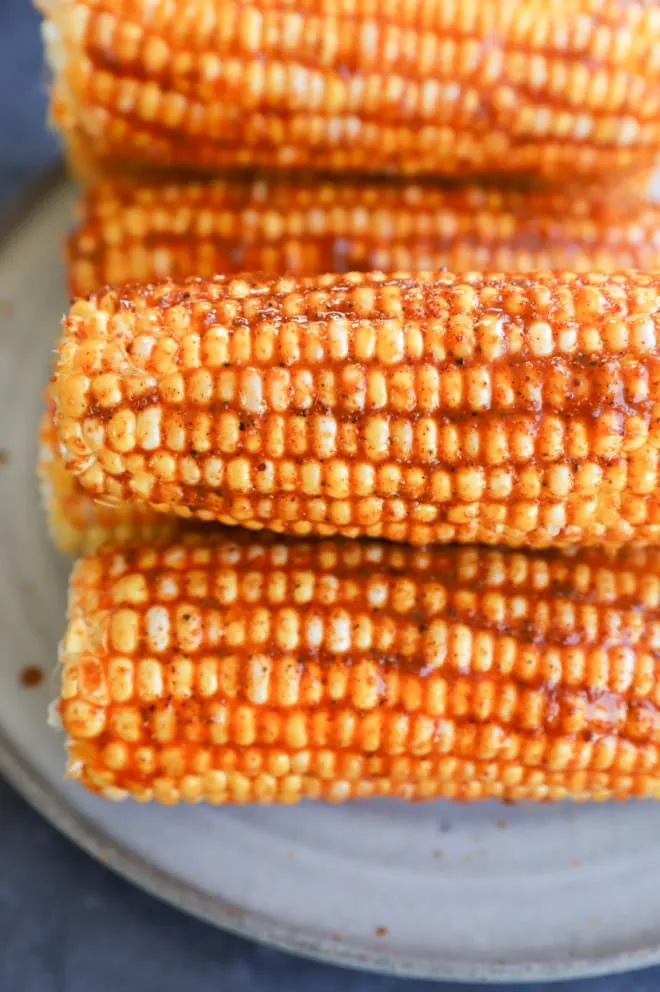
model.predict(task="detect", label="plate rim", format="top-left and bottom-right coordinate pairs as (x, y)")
top-left (4, 725), bottom-right (660, 986)
top-left (2, 170), bottom-right (660, 984)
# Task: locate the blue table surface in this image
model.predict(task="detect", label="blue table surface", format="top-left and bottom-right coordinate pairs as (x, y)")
top-left (2, 3), bottom-right (660, 990)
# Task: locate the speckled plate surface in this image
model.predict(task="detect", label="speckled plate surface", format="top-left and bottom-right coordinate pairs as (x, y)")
top-left (3, 176), bottom-right (660, 983)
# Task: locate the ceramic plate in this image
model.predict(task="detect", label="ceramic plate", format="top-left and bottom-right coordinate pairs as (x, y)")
top-left (3, 175), bottom-right (660, 983)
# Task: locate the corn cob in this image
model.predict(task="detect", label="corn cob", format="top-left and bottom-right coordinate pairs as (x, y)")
top-left (59, 531), bottom-right (660, 803)
top-left (68, 176), bottom-right (660, 297)
top-left (38, 0), bottom-right (660, 182)
top-left (38, 400), bottom-right (181, 555)
top-left (52, 270), bottom-right (660, 550)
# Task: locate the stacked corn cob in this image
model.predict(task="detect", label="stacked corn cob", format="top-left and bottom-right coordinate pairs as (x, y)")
top-left (37, 0), bottom-right (660, 804)
top-left (61, 534), bottom-right (660, 803)
top-left (67, 176), bottom-right (660, 296)
top-left (37, 0), bottom-right (660, 182)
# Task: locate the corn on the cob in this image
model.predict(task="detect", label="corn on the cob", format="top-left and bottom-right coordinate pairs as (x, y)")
top-left (38, 401), bottom-right (181, 555)
top-left (68, 177), bottom-right (660, 297)
top-left (52, 270), bottom-right (660, 549)
top-left (38, 0), bottom-right (660, 182)
top-left (59, 532), bottom-right (660, 803)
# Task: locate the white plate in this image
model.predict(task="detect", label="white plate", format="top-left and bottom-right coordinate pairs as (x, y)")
top-left (3, 176), bottom-right (660, 984)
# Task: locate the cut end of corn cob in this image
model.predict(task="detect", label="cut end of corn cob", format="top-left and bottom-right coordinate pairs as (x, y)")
top-left (59, 532), bottom-right (660, 804)
top-left (68, 176), bottom-right (660, 297)
top-left (38, 0), bottom-right (660, 181)
top-left (52, 270), bottom-right (660, 549)
top-left (37, 399), bottom-right (181, 555)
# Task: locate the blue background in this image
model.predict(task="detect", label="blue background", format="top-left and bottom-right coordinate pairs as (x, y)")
top-left (2, 2), bottom-right (660, 988)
